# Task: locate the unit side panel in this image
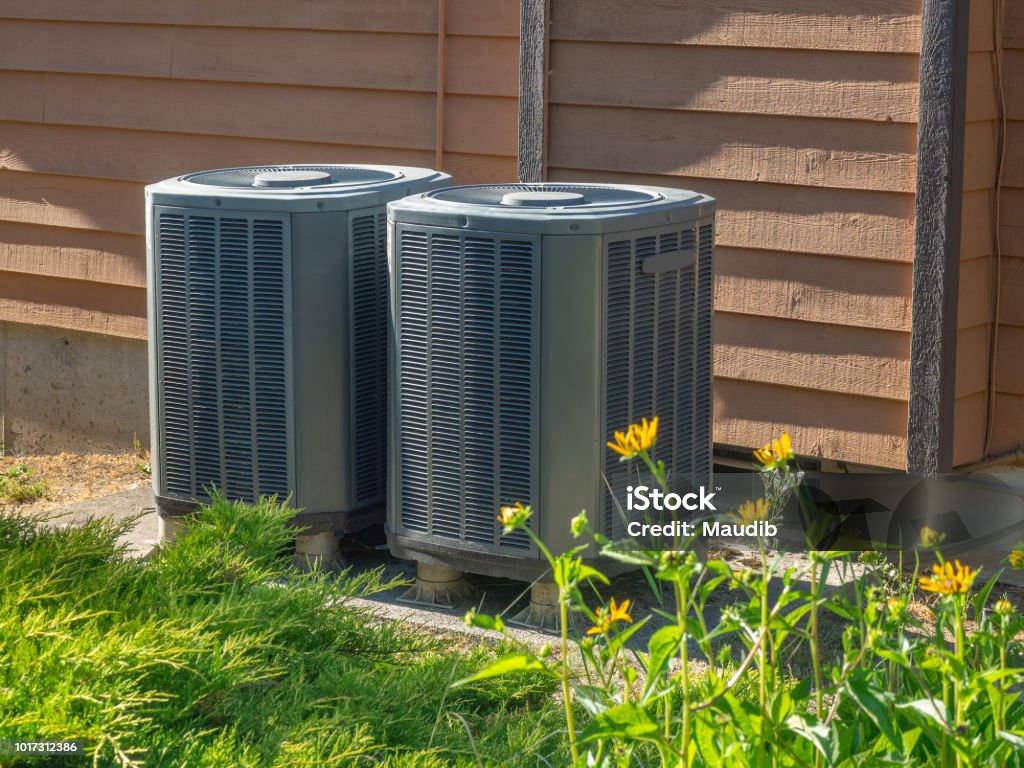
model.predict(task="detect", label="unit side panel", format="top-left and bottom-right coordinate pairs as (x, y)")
top-left (601, 220), bottom-right (707, 538)
top-left (390, 222), bottom-right (540, 557)
top-left (290, 210), bottom-right (351, 512)
top-left (151, 205), bottom-right (293, 505)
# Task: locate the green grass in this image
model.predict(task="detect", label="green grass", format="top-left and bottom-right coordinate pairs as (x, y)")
top-left (0, 497), bottom-right (565, 767)
top-left (0, 465), bottom-right (49, 504)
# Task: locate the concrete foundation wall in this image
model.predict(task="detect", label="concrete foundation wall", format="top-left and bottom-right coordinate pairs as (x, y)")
top-left (0, 321), bottom-right (148, 454)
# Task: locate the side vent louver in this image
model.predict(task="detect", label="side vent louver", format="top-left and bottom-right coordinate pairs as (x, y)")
top-left (603, 227), bottom-right (701, 536)
top-left (350, 212), bottom-right (388, 505)
top-left (155, 210), bottom-right (291, 503)
top-left (396, 228), bottom-right (538, 551)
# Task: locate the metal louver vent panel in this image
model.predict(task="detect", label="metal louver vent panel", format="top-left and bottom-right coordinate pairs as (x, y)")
top-left (349, 211), bottom-right (388, 505)
top-left (603, 226), bottom-right (703, 536)
top-left (695, 223), bottom-right (715, 484)
top-left (395, 226), bottom-right (539, 552)
top-left (155, 208), bottom-right (292, 503)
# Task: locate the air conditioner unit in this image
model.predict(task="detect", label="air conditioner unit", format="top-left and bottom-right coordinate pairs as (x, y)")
top-left (146, 164), bottom-right (451, 536)
top-left (387, 183), bottom-right (715, 579)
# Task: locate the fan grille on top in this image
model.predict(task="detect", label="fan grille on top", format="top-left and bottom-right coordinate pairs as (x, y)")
top-left (181, 165), bottom-right (402, 189)
top-left (428, 184), bottom-right (662, 208)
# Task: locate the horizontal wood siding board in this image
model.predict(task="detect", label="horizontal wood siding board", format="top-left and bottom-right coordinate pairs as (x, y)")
top-left (550, 41), bottom-right (919, 123)
top-left (998, 255), bottom-right (1024, 326)
top-left (990, 393), bottom-right (1024, 454)
top-left (1002, 122), bottom-right (1024, 187)
top-left (956, 256), bottom-right (992, 330)
top-left (548, 104), bottom-right (917, 192)
top-left (968, 0), bottom-right (994, 52)
top-left (0, 122), bottom-right (513, 187)
top-left (0, 297), bottom-right (146, 338)
top-left (0, 71), bottom-right (44, 122)
top-left (442, 152), bottom-right (518, 183)
top-left (953, 390), bottom-right (987, 465)
top-left (714, 312), bottom-right (909, 400)
top-left (714, 379), bottom-right (908, 469)
top-left (0, 23), bottom-right (516, 96)
top-left (0, 0), bottom-right (518, 36)
top-left (0, 270), bottom-right (145, 336)
top-left (0, 72), bottom-right (438, 150)
top-left (961, 188), bottom-right (994, 260)
top-left (0, 222), bottom-right (143, 287)
top-left (549, 168), bottom-right (915, 261)
top-left (966, 51), bottom-right (998, 121)
top-left (995, 325), bottom-right (1024, 395)
top-left (443, 95), bottom-right (518, 157)
top-left (0, 121), bottom-right (436, 183)
top-left (955, 323), bottom-right (991, 397)
top-left (0, 0), bottom-right (317, 30)
top-left (550, 0), bottom-right (922, 53)
top-left (0, 172), bottom-right (144, 235)
top-left (962, 120), bottom-right (998, 192)
top-left (715, 247), bottom-right (912, 331)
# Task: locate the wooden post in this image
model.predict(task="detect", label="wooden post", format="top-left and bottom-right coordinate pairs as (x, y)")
top-left (908, 0), bottom-right (969, 474)
top-left (518, 0), bottom-right (549, 183)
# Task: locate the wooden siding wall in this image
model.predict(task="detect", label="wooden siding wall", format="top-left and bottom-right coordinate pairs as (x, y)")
top-left (954, 0), bottom-right (1000, 465)
top-left (987, 1), bottom-right (1024, 456)
top-left (0, 0), bottom-right (518, 341)
top-left (546, 0), bottom-right (922, 469)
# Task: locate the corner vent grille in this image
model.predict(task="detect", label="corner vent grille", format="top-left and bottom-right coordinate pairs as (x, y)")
top-left (695, 223), bottom-right (715, 483)
top-left (603, 226), bottom-right (705, 536)
top-left (350, 212), bottom-right (388, 505)
top-left (155, 210), bottom-right (291, 502)
top-left (395, 227), bottom-right (538, 551)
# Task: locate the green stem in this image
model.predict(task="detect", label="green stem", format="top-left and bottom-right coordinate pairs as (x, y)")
top-left (757, 547), bottom-right (769, 768)
top-left (953, 600), bottom-right (966, 768)
top-left (560, 595), bottom-right (579, 764)
top-left (809, 557), bottom-right (823, 768)
top-left (677, 577), bottom-right (691, 765)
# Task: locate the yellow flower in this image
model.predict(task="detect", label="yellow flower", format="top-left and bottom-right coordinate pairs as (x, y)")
top-left (1008, 550), bottom-right (1024, 569)
top-left (918, 560), bottom-right (978, 595)
top-left (607, 417), bottom-right (659, 459)
top-left (887, 597), bottom-right (905, 614)
top-left (497, 502), bottom-right (531, 530)
top-left (753, 433), bottom-right (794, 470)
top-left (736, 498), bottom-right (769, 524)
top-left (919, 526), bottom-right (946, 549)
top-left (994, 598), bottom-right (1014, 616)
top-left (587, 597), bottom-right (634, 635)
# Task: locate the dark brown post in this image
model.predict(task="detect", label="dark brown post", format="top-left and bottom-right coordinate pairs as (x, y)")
top-left (908, 0), bottom-right (970, 474)
top-left (518, 0), bottom-right (549, 183)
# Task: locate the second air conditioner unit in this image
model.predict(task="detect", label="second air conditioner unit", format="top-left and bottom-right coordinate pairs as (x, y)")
top-left (386, 183), bottom-right (716, 578)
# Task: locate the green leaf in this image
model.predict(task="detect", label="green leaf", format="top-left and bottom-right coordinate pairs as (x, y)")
top-left (846, 674), bottom-right (901, 752)
top-left (896, 698), bottom-right (950, 729)
top-left (785, 714), bottom-right (837, 766)
top-left (577, 564), bottom-right (610, 585)
top-left (643, 625), bottom-right (681, 696)
top-left (452, 654), bottom-right (552, 687)
top-left (581, 702), bottom-right (664, 744)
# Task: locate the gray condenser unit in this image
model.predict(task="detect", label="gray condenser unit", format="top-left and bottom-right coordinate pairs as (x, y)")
top-left (146, 164), bottom-right (451, 533)
top-left (387, 183), bottom-right (715, 578)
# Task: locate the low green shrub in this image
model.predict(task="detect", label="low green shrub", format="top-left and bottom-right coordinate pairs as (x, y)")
top-left (0, 495), bottom-right (561, 767)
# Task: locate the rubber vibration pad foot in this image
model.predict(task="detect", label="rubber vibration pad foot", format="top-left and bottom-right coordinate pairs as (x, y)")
top-left (397, 563), bottom-right (475, 607)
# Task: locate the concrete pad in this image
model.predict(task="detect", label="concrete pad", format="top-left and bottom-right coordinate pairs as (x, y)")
top-left (45, 485), bottom-right (158, 558)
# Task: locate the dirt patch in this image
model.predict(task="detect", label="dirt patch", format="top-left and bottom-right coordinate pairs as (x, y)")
top-left (0, 451), bottom-right (151, 513)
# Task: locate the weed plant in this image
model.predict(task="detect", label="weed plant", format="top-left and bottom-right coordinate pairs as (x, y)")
top-left (465, 423), bottom-right (1024, 767)
top-left (0, 465), bottom-right (49, 504)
